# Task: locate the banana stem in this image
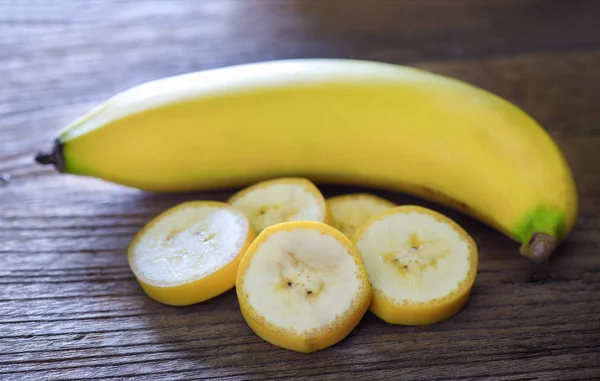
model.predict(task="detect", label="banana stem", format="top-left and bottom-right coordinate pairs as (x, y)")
top-left (35, 153), bottom-right (54, 165)
top-left (34, 140), bottom-right (64, 172)
top-left (519, 233), bottom-right (558, 263)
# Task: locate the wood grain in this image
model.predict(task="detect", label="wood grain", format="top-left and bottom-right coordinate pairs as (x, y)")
top-left (1, 1), bottom-right (599, 380)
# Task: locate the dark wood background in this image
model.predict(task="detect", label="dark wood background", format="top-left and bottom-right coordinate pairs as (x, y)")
top-left (1, 1), bottom-right (599, 380)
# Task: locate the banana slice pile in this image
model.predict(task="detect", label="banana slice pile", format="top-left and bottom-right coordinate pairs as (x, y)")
top-left (128, 177), bottom-right (479, 353)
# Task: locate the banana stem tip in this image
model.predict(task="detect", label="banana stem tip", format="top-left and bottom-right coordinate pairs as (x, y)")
top-left (35, 152), bottom-right (54, 165)
top-left (520, 233), bottom-right (558, 263)
top-left (34, 140), bottom-right (64, 172)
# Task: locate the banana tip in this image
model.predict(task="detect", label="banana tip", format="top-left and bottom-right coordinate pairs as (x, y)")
top-left (35, 152), bottom-right (54, 165)
top-left (34, 140), bottom-right (64, 172)
top-left (520, 233), bottom-right (558, 263)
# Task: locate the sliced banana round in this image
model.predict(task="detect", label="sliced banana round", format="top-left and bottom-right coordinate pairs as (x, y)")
top-left (353, 205), bottom-right (478, 325)
top-left (228, 177), bottom-right (332, 234)
top-left (236, 221), bottom-right (371, 353)
top-left (128, 201), bottom-right (255, 306)
top-left (327, 193), bottom-right (396, 239)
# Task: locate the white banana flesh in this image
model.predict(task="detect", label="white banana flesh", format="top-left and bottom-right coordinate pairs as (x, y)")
top-left (229, 178), bottom-right (328, 234)
top-left (242, 228), bottom-right (364, 333)
top-left (131, 203), bottom-right (249, 286)
top-left (356, 210), bottom-right (471, 303)
top-left (327, 194), bottom-right (396, 238)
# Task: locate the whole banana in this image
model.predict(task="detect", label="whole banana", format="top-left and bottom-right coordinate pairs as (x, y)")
top-left (35, 59), bottom-right (578, 262)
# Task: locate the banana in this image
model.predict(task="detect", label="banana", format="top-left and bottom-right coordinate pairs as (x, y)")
top-left (236, 221), bottom-right (371, 353)
top-left (34, 59), bottom-right (578, 262)
top-left (353, 205), bottom-right (478, 325)
top-left (327, 193), bottom-right (396, 239)
top-left (127, 201), bottom-right (255, 306)
top-left (228, 177), bottom-right (332, 234)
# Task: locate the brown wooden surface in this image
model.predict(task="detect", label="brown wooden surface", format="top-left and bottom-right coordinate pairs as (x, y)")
top-left (1, 1), bottom-right (600, 380)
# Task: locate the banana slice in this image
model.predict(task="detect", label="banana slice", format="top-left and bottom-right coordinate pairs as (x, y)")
top-left (128, 201), bottom-right (255, 306)
top-left (228, 177), bottom-right (332, 234)
top-left (353, 205), bottom-right (478, 325)
top-left (327, 193), bottom-right (396, 239)
top-left (236, 221), bottom-right (371, 353)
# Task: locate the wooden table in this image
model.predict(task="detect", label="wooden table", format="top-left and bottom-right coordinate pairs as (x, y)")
top-left (1, 1), bottom-right (599, 380)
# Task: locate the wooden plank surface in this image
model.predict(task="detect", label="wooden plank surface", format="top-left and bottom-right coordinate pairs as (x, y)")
top-left (1, 1), bottom-right (599, 380)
